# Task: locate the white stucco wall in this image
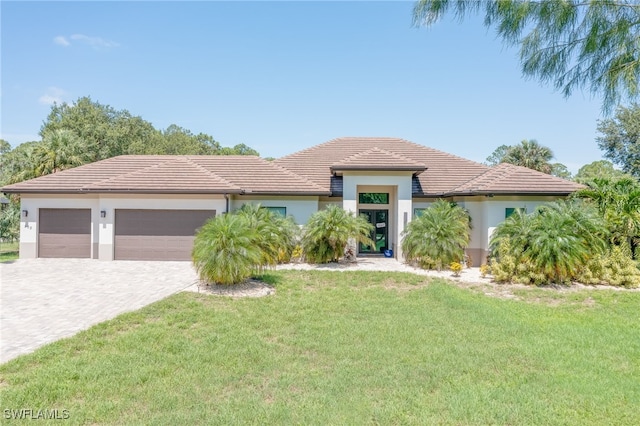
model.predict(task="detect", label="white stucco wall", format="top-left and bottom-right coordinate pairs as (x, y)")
top-left (19, 195), bottom-right (101, 259)
top-left (342, 172), bottom-right (413, 259)
top-left (19, 193), bottom-right (226, 260)
top-left (230, 195), bottom-right (319, 224)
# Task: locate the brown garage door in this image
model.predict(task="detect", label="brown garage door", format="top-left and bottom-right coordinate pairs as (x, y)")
top-left (114, 209), bottom-right (215, 261)
top-left (39, 209), bottom-right (91, 258)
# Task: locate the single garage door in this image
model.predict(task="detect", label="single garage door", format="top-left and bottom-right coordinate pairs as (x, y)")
top-left (39, 208), bottom-right (91, 258)
top-left (114, 209), bottom-right (215, 261)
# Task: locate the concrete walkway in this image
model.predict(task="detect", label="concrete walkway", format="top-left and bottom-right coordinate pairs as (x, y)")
top-left (0, 259), bottom-right (198, 364)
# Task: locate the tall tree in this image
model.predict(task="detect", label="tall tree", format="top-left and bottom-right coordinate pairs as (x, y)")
top-left (484, 144), bottom-right (510, 166)
top-left (41, 96), bottom-right (159, 161)
top-left (413, 0), bottom-right (640, 112)
top-left (596, 104), bottom-right (640, 178)
top-left (574, 160), bottom-right (636, 184)
top-left (501, 139), bottom-right (555, 174)
top-left (34, 130), bottom-right (93, 176)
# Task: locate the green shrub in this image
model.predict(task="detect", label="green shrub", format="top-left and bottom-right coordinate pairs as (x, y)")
top-left (490, 200), bottom-right (607, 285)
top-left (402, 200), bottom-right (471, 270)
top-left (302, 205), bottom-right (373, 264)
top-left (235, 204), bottom-right (299, 269)
top-left (577, 246), bottom-right (640, 288)
top-left (192, 214), bottom-right (262, 285)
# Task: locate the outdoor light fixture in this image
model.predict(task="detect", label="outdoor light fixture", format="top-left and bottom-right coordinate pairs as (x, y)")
top-left (100, 210), bottom-right (106, 218)
top-left (22, 210), bottom-right (28, 217)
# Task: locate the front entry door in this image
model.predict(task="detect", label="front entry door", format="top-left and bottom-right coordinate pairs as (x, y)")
top-left (359, 209), bottom-right (388, 254)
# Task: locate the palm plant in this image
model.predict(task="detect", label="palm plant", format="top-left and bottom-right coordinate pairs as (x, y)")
top-left (235, 204), bottom-right (299, 268)
top-left (501, 139), bottom-right (554, 174)
top-left (527, 202), bottom-right (606, 283)
top-left (34, 129), bottom-right (92, 176)
top-left (576, 177), bottom-right (640, 255)
top-left (402, 200), bottom-right (471, 270)
top-left (192, 214), bottom-right (262, 285)
top-left (302, 205), bottom-right (374, 263)
top-left (490, 200), bottom-right (607, 284)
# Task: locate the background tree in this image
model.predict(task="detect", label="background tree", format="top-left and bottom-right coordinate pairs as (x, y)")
top-left (484, 144), bottom-right (510, 166)
top-left (574, 160), bottom-right (636, 184)
top-left (575, 177), bottom-right (640, 256)
top-left (596, 104), bottom-right (640, 178)
top-left (486, 139), bottom-right (565, 175)
top-left (33, 130), bottom-right (93, 176)
top-left (401, 200), bottom-right (471, 270)
top-left (0, 139), bottom-right (10, 155)
top-left (413, 0), bottom-right (640, 112)
top-left (41, 96), bottom-right (158, 161)
top-left (501, 139), bottom-right (553, 174)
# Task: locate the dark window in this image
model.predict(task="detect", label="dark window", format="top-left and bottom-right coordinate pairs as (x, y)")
top-left (505, 207), bottom-right (525, 218)
top-left (265, 207), bottom-right (286, 217)
top-left (414, 208), bottom-right (427, 218)
top-left (359, 193), bottom-right (389, 204)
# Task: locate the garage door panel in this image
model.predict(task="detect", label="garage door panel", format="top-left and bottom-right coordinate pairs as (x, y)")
top-left (114, 210), bottom-right (214, 261)
top-left (39, 209), bottom-right (91, 258)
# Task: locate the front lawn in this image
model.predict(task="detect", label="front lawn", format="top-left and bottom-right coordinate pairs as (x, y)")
top-left (0, 241), bottom-right (18, 262)
top-left (1, 271), bottom-right (639, 424)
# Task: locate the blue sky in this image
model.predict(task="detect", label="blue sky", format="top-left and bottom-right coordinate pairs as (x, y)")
top-left (2, 1), bottom-right (604, 172)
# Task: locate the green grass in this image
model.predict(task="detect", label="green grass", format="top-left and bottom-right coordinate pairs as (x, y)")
top-left (0, 241), bottom-right (18, 262)
top-left (1, 271), bottom-right (639, 425)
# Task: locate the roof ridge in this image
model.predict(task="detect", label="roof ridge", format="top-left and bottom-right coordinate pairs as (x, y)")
top-left (261, 157), bottom-right (327, 192)
top-left (335, 146), bottom-right (424, 166)
top-left (83, 156), bottom-right (174, 188)
top-left (184, 156), bottom-right (241, 190)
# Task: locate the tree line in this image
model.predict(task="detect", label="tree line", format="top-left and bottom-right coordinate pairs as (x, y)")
top-left (0, 96), bottom-right (258, 188)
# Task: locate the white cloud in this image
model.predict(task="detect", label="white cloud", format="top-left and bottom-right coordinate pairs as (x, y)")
top-left (53, 36), bottom-right (70, 46)
top-left (38, 87), bottom-right (68, 106)
top-left (70, 33), bottom-right (119, 49)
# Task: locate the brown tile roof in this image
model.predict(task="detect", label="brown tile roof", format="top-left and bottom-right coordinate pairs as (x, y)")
top-left (331, 147), bottom-right (426, 174)
top-left (275, 137), bottom-right (489, 196)
top-left (2, 156), bottom-right (326, 195)
top-left (450, 163), bottom-right (584, 195)
top-left (1, 137), bottom-right (582, 197)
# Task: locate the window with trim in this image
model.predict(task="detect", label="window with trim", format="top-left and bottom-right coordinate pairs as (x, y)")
top-left (359, 193), bottom-right (389, 204)
top-left (505, 207), bottom-right (525, 218)
top-left (414, 208), bottom-right (427, 218)
top-left (264, 206), bottom-right (286, 217)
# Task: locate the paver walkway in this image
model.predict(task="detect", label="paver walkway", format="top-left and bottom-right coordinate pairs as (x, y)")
top-left (1, 259), bottom-right (198, 364)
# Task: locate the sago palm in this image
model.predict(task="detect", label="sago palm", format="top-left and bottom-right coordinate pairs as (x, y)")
top-left (236, 203), bottom-right (299, 268)
top-left (302, 205), bottom-right (374, 263)
top-left (192, 214), bottom-right (262, 285)
top-left (402, 200), bottom-right (471, 270)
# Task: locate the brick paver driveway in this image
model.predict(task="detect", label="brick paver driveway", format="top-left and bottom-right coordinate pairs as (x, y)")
top-left (1, 259), bottom-right (198, 363)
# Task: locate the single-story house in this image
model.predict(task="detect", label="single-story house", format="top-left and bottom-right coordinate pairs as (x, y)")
top-left (1, 137), bottom-right (582, 264)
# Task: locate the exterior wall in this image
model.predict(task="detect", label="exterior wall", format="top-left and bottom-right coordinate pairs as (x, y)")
top-left (19, 194), bottom-right (226, 261)
top-left (318, 197), bottom-right (341, 211)
top-left (230, 195), bottom-right (319, 224)
top-left (342, 172), bottom-right (413, 259)
top-left (19, 195), bottom-right (100, 259)
top-left (456, 195), bottom-right (562, 266)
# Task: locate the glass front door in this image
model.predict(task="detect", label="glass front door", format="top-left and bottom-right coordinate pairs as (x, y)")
top-left (359, 209), bottom-right (388, 254)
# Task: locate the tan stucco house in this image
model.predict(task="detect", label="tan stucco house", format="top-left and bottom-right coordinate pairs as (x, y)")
top-left (1, 137), bottom-right (582, 264)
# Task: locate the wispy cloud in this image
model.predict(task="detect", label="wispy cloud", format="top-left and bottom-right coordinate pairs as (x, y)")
top-left (38, 87), bottom-right (68, 106)
top-left (53, 36), bottom-right (70, 46)
top-left (53, 34), bottom-right (119, 49)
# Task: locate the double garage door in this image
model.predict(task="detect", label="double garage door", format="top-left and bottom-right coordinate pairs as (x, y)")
top-left (114, 209), bottom-right (215, 261)
top-left (38, 208), bottom-right (215, 260)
